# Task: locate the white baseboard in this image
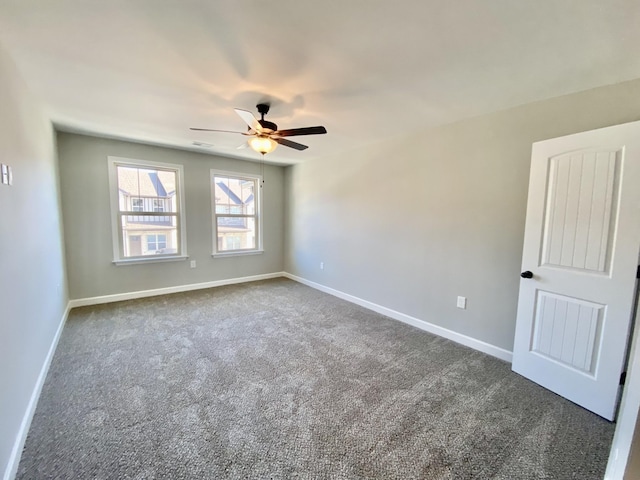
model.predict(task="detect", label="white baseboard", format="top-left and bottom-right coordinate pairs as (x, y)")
top-left (283, 273), bottom-right (513, 363)
top-left (68, 272), bottom-right (286, 308)
top-left (4, 303), bottom-right (71, 480)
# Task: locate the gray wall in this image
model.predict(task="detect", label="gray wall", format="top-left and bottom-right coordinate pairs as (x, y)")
top-left (0, 46), bottom-right (67, 477)
top-left (57, 133), bottom-right (285, 300)
top-left (285, 78), bottom-right (640, 352)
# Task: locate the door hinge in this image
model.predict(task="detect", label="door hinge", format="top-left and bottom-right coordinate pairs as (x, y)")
top-left (637, 265), bottom-right (640, 279)
top-left (620, 371), bottom-right (627, 386)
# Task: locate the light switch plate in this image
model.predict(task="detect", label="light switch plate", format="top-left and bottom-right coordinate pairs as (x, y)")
top-left (457, 296), bottom-right (467, 309)
top-left (1, 164), bottom-right (8, 185)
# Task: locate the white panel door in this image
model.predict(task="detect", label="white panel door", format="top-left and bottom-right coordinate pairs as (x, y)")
top-left (512, 121), bottom-right (640, 421)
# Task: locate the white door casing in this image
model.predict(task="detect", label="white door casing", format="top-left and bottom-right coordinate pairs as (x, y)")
top-left (512, 121), bottom-right (640, 421)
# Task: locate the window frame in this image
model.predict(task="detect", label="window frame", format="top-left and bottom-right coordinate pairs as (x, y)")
top-left (108, 156), bottom-right (188, 265)
top-left (210, 169), bottom-right (263, 257)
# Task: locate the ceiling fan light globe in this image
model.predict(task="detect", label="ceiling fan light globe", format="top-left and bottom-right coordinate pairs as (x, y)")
top-left (249, 136), bottom-right (277, 154)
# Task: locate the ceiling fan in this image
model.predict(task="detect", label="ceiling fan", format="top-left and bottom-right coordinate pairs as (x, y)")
top-left (191, 103), bottom-right (327, 155)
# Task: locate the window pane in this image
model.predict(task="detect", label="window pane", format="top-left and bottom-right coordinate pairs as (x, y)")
top-left (121, 221), bottom-right (178, 257)
top-left (117, 166), bottom-right (140, 196)
top-left (241, 180), bottom-right (255, 214)
top-left (225, 235), bottom-right (241, 250)
top-left (214, 176), bottom-right (232, 211)
top-left (214, 175), bottom-right (256, 215)
top-left (117, 166), bottom-right (177, 213)
top-left (217, 216), bottom-right (256, 251)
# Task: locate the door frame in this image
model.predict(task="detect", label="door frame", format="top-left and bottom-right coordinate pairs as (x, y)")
top-left (606, 289), bottom-right (640, 479)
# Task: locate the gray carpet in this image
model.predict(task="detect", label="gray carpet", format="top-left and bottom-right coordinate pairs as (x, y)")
top-left (18, 278), bottom-right (613, 479)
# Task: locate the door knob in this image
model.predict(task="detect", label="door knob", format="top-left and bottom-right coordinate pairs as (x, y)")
top-left (520, 271), bottom-right (533, 279)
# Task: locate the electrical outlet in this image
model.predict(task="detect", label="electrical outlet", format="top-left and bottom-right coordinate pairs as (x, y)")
top-left (320, 262), bottom-right (324, 270)
top-left (190, 260), bottom-right (196, 268)
top-left (457, 296), bottom-right (467, 309)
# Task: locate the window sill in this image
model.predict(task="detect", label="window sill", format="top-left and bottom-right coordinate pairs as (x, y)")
top-left (113, 255), bottom-right (188, 266)
top-left (212, 250), bottom-right (264, 258)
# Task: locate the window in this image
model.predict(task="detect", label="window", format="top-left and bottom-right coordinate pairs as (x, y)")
top-left (108, 157), bottom-right (187, 264)
top-left (153, 199), bottom-right (165, 212)
top-left (211, 170), bottom-right (261, 255)
top-left (146, 234), bottom-right (167, 252)
top-left (131, 198), bottom-right (144, 212)
top-left (225, 235), bottom-right (242, 250)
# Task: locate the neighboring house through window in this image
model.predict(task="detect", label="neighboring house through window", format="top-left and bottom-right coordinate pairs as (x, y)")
top-left (108, 156), bottom-right (187, 263)
top-left (132, 198), bottom-right (144, 212)
top-left (146, 234), bottom-right (167, 252)
top-left (153, 199), bottom-right (165, 212)
top-left (211, 170), bottom-right (261, 255)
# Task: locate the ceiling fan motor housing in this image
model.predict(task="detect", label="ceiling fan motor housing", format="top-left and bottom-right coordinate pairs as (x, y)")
top-left (256, 104), bottom-right (277, 132)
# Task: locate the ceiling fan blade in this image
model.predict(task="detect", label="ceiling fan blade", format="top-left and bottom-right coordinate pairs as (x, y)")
top-left (274, 126), bottom-right (327, 137)
top-left (275, 137), bottom-right (308, 151)
top-left (190, 128), bottom-right (249, 135)
top-left (234, 109), bottom-right (262, 132)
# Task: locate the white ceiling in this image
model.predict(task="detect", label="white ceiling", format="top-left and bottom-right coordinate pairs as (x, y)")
top-left (1, 1), bottom-right (639, 165)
